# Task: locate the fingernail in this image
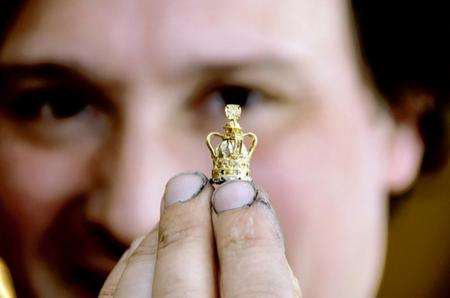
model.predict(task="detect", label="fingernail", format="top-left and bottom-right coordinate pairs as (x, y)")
top-left (164, 172), bottom-right (207, 208)
top-left (213, 180), bottom-right (256, 213)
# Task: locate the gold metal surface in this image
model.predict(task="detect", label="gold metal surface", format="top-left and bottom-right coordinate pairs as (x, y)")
top-left (0, 259), bottom-right (16, 298)
top-left (206, 104), bottom-right (257, 184)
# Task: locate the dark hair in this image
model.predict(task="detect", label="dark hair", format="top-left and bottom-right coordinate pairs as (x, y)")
top-left (0, 2), bottom-right (24, 44)
top-left (1, 0), bottom-right (448, 172)
top-left (352, 1), bottom-right (449, 172)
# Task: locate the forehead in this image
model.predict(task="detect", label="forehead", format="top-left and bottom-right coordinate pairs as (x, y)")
top-left (1, 0), bottom-right (351, 79)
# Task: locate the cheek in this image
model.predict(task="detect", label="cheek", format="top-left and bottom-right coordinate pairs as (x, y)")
top-left (251, 106), bottom-right (389, 289)
top-left (0, 138), bottom-right (96, 237)
top-left (254, 109), bottom-right (386, 212)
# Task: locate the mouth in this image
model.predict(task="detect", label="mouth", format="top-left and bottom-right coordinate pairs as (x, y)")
top-left (39, 198), bottom-right (128, 296)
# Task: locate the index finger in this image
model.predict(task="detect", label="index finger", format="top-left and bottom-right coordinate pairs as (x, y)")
top-left (212, 181), bottom-right (301, 298)
top-left (152, 172), bottom-right (217, 298)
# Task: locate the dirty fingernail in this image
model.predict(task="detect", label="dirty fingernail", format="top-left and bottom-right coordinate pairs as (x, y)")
top-left (164, 172), bottom-right (207, 208)
top-left (213, 180), bottom-right (256, 213)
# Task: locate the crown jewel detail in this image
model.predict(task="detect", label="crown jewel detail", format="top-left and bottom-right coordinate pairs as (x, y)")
top-left (206, 104), bottom-right (257, 184)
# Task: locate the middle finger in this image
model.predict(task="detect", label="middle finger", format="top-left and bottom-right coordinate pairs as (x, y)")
top-left (212, 180), bottom-right (298, 297)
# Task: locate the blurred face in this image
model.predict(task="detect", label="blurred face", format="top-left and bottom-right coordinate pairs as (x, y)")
top-left (0, 0), bottom-right (422, 297)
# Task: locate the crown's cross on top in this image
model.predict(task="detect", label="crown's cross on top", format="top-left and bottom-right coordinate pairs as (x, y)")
top-left (225, 104), bottom-right (241, 120)
top-left (206, 104), bottom-right (257, 184)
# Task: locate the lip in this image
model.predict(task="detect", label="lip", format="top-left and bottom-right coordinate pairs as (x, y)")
top-left (39, 197), bottom-right (127, 295)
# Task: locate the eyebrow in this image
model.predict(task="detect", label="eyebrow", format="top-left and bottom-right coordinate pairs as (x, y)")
top-left (0, 62), bottom-right (116, 108)
top-left (176, 54), bottom-right (309, 100)
top-left (0, 61), bottom-right (123, 99)
top-left (177, 55), bottom-right (298, 79)
top-left (0, 62), bottom-right (95, 84)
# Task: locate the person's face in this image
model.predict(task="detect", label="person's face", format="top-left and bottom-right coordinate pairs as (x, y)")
top-left (0, 0), bottom-right (423, 297)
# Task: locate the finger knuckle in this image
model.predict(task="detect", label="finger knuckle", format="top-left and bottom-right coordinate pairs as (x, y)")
top-left (128, 234), bottom-right (158, 263)
top-left (157, 286), bottom-right (204, 298)
top-left (219, 213), bottom-right (282, 253)
top-left (127, 245), bottom-right (157, 264)
top-left (158, 217), bottom-right (208, 250)
top-left (234, 286), bottom-right (294, 298)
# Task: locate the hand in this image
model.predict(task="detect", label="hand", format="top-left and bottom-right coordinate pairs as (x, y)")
top-left (99, 172), bottom-right (301, 297)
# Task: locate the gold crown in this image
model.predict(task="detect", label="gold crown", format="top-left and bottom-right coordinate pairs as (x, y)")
top-left (206, 104), bottom-right (257, 184)
top-left (0, 258), bottom-right (15, 298)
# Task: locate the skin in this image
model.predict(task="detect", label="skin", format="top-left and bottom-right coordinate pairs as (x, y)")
top-left (0, 0), bottom-right (423, 297)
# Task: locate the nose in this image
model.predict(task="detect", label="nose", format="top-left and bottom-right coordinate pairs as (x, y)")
top-left (86, 92), bottom-right (179, 244)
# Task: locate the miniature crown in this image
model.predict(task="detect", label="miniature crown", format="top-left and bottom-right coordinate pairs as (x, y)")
top-left (206, 104), bottom-right (257, 184)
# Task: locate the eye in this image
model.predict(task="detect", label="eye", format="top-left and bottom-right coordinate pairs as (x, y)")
top-left (207, 84), bottom-right (262, 108)
top-left (187, 83), bottom-right (273, 132)
top-left (0, 84), bottom-right (112, 144)
top-left (4, 87), bottom-right (89, 121)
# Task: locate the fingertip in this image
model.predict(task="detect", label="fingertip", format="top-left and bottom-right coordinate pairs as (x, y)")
top-left (163, 171), bottom-right (209, 209)
top-left (212, 180), bottom-right (256, 213)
